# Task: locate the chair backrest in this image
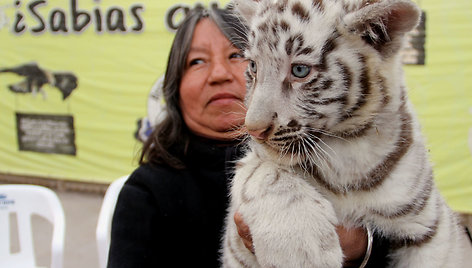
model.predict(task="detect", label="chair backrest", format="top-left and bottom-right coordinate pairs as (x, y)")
top-left (96, 175), bottom-right (128, 268)
top-left (0, 184), bottom-right (65, 268)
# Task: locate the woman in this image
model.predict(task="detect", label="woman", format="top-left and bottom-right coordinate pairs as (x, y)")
top-left (107, 4), bottom-right (389, 268)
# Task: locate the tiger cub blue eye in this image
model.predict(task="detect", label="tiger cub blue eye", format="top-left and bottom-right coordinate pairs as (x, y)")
top-left (292, 64), bottom-right (311, 78)
top-left (249, 60), bottom-right (257, 73)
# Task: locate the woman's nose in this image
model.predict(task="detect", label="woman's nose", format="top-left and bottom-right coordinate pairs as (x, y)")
top-left (209, 60), bottom-right (233, 83)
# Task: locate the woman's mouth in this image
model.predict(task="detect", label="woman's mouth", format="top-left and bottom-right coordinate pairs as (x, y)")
top-left (208, 93), bottom-right (242, 106)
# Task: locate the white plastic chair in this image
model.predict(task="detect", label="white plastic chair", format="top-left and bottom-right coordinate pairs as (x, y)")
top-left (96, 175), bottom-right (128, 268)
top-left (0, 184), bottom-right (65, 268)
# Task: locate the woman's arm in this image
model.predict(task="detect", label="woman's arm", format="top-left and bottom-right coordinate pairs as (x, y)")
top-left (107, 181), bottom-right (161, 268)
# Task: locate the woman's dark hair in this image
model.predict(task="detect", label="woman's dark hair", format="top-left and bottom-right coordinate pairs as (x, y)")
top-left (139, 4), bottom-right (248, 169)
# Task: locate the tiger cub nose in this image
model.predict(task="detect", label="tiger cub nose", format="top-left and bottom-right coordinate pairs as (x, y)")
top-left (247, 124), bottom-right (274, 142)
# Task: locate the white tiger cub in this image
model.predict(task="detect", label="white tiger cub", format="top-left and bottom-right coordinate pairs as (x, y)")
top-left (221, 0), bottom-right (469, 267)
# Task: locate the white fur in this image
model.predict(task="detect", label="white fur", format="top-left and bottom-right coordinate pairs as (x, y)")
top-left (222, 0), bottom-right (469, 267)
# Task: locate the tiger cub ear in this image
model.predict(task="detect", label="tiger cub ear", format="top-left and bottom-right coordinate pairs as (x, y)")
top-left (231, 0), bottom-right (267, 25)
top-left (343, 0), bottom-right (421, 56)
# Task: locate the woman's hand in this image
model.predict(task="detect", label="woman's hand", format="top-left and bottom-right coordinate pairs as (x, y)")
top-left (233, 212), bottom-right (255, 253)
top-left (233, 212), bottom-right (368, 267)
top-left (336, 225), bottom-right (368, 267)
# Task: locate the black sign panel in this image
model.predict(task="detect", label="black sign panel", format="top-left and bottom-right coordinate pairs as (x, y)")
top-left (16, 113), bottom-right (76, 155)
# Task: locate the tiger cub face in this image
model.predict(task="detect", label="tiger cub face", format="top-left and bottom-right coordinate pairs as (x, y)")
top-left (234, 0), bottom-right (420, 165)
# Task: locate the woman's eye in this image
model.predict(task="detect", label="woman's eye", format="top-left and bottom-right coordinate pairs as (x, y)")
top-left (249, 60), bottom-right (257, 73)
top-left (292, 64), bottom-right (311, 78)
top-left (189, 58), bottom-right (204, 66)
top-left (230, 52), bottom-right (244, 59)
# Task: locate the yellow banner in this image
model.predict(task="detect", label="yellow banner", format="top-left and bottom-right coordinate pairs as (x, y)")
top-left (0, 0), bottom-right (471, 213)
top-left (405, 0), bottom-right (472, 213)
top-left (0, 0), bottom-right (223, 181)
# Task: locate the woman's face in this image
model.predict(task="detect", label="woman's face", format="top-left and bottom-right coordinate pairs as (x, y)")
top-left (180, 18), bottom-right (248, 141)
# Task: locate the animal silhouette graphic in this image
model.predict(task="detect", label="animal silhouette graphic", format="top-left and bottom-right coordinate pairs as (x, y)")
top-left (1, 63), bottom-right (78, 100)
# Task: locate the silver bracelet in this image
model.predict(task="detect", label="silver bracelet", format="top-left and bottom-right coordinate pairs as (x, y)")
top-left (358, 227), bottom-right (373, 268)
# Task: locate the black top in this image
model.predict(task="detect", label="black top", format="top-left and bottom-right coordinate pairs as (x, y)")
top-left (107, 137), bottom-right (390, 268)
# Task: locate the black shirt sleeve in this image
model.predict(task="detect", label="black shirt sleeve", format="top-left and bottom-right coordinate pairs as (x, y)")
top-left (107, 175), bottom-right (162, 268)
top-left (107, 163), bottom-right (228, 268)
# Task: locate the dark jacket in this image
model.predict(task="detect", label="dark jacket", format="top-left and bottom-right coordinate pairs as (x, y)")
top-left (107, 137), bottom-right (239, 267)
top-left (107, 137), bottom-right (390, 268)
